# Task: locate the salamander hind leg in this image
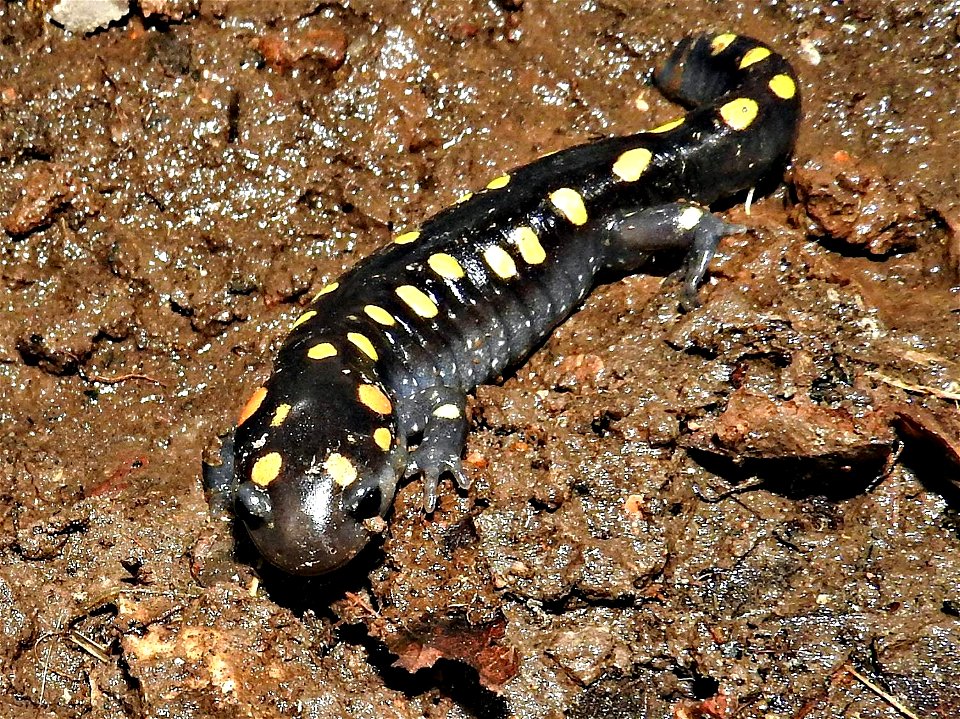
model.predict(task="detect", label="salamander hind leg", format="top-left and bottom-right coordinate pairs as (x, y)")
top-left (597, 202), bottom-right (746, 310)
top-left (399, 387), bottom-right (471, 512)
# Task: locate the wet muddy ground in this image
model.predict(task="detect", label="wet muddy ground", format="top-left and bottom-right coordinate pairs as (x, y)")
top-left (1, 1), bottom-right (959, 717)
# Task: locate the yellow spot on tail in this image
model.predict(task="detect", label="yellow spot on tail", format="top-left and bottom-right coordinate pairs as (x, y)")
top-left (358, 383), bottom-right (392, 415)
top-left (433, 403), bottom-right (460, 419)
top-left (251, 452), bottom-right (282, 487)
top-left (711, 33), bottom-right (737, 55)
top-left (428, 252), bottom-right (465, 280)
top-left (238, 387), bottom-right (267, 425)
top-left (307, 342), bottom-right (337, 360)
top-left (324, 452), bottom-right (358, 488)
top-left (312, 282), bottom-right (338, 301)
top-left (486, 174), bottom-right (510, 190)
top-left (270, 404), bottom-right (291, 427)
top-left (739, 46), bottom-right (771, 69)
top-left (290, 310), bottom-right (316, 331)
top-left (720, 98), bottom-right (759, 130)
top-left (364, 304), bottom-right (396, 326)
top-left (373, 427), bottom-right (392, 451)
top-left (483, 245), bottom-right (518, 279)
top-left (769, 73), bottom-right (797, 99)
top-left (457, 191), bottom-right (473, 204)
top-left (677, 206), bottom-right (704, 230)
top-left (395, 285), bottom-right (438, 318)
top-left (612, 147), bottom-right (653, 182)
top-left (394, 230), bottom-right (420, 245)
top-left (511, 226), bottom-right (546, 265)
top-left (650, 117), bottom-right (684, 133)
top-left (549, 188), bottom-right (588, 226)
top-left (347, 332), bottom-right (378, 361)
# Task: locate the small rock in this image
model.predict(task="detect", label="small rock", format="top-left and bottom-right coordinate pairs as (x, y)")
top-left (49, 0), bottom-right (129, 34)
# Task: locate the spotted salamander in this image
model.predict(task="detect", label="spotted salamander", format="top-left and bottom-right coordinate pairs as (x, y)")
top-left (204, 33), bottom-right (801, 575)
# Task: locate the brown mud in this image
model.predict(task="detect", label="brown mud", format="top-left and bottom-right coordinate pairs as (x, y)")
top-left (1, 1), bottom-right (958, 717)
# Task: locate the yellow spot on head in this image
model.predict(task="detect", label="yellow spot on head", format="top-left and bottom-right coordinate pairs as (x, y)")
top-left (739, 46), bottom-right (772, 69)
top-left (433, 403), bottom-right (460, 419)
top-left (373, 427), bottom-right (392, 451)
top-left (270, 403), bottom-right (291, 427)
top-left (238, 387), bottom-right (267, 426)
top-left (719, 98), bottom-right (759, 130)
top-left (312, 282), bottom-right (339, 301)
top-left (486, 174), bottom-right (511, 190)
top-left (483, 245), bottom-right (518, 279)
top-left (395, 285), bottom-right (438, 318)
top-left (347, 332), bottom-right (378, 361)
top-left (677, 206), bottom-right (704, 230)
top-left (364, 304), bottom-right (396, 326)
top-left (290, 310), bottom-right (317, 331)
top-left (358, 383), bottom-right (392, 415)
top-left (394, 230), bottom-right (420, 245)
top-left (251, 452), bottom-right (282, 487)
top-left (307, 342), bottom-right (337, 360)
top-left (324, 452), bottom-right (358, 488)
top-left (457, 191), bottom-right (473, 204)
top-left (511, 226), bottom-right (545, 265)
top-left (612, 147), bottom-right (653, 182)
top-left (769, 73), bottom-right (797, 99)
top-left (428, 252), bottom-right (465, 280)
top-left (549, 187), bottom-right (588, 226)
top-left (711, 33), bottom-right (737, 55)
top-left (650, 117), bottom-right (684, 133)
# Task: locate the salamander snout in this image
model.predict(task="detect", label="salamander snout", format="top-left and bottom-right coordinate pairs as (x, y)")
top-left (235, 471), bottom-right (382, 575)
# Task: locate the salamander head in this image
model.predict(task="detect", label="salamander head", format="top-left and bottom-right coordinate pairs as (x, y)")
top-left (231, 366), bottom-right (403, 575)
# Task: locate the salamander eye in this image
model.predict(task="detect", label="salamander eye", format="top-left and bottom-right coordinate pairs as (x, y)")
top-left (346, 482), bottom-right (383, 520)
top-left (237, 482), bottom-right (273, 521)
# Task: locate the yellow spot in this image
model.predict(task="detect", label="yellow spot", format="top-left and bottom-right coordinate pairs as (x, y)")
top-left (358, 383), bottom-right (392, 415)
top-left (394, 230), bottom-right (420, 245)
top-left (720, 98), bottom-right (759, 130)
top-left (364, 304), bottom-right (396, 326)
top-left (457, 191), bottom-right (473, 204)
top-left (612, 147), bottom-right (653, 182)
top-left (433, 403), bottom-right (460, 419)
top-left (290, 310), bottom-right (316, 331)
top-left (486, 174), bottom-right (511, 190)
top-left (650, 117), bottom-right (684, 133)
top-left (270, 403), bottom-right (291, 427)
top-left (677, 206), bottom-right (704, 230)
top-left (307, 342), bottom-right (337, 360)
top-left (251, 452), bottom-right (282, 487)
top-left (324, 453), bottom-right (358, 488)
top-left (373, 427), bottom-right (392, 451)
top-left (347, 332), bottom-right (378, 361)
top-left (549, 187), bottom-right (588, 226)
top-left (711, 33), bottom-right (737, 55)
top-left (312, 282), bottom-right (338, 301)
top-left (428, 252), bottom-right (465, 280)
top-left (769, 73), bottom-right (797, 99)
top-left (511, 226), bottom-right (546, 265)
top-left (238, 387), bottom-right (267, 426)
top-left (483, 245), bottom-right (518, 279)
top-left (739, 46), bottom-right (771, 69)
top-left (395, 285), bottom-right (438, 318)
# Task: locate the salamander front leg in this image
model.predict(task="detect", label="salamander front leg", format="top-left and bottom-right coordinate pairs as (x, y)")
top-left (598, 202), bottom-right (746, 310)
top-left (202, 430), bottom-right (237, 519)
top-left (400, 387), bottom-right (470, 512)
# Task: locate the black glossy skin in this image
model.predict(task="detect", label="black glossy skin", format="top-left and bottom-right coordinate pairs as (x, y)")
top-left (206, 33), bottom-right (801, 575)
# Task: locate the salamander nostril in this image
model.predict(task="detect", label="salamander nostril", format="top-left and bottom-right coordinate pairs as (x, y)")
top-left (237, 482), bottom-right (273, 522)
